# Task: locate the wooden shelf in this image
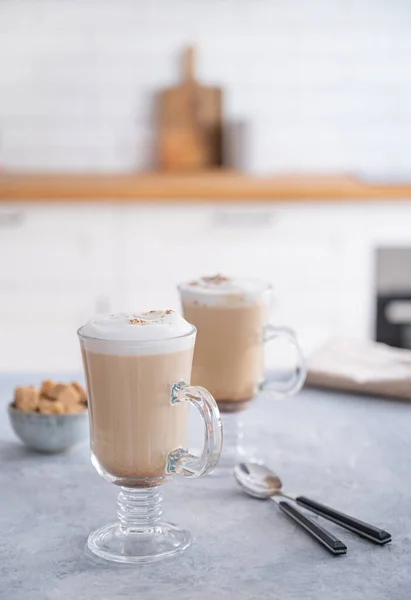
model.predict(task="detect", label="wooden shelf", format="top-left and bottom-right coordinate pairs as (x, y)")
top-left (1, 171), bottom-right (411, 202)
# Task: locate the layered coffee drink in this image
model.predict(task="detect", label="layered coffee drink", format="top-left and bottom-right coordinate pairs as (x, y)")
top-left (79, 310), bottom-right (194, 485)
top-left (179, 275), bottom-right (272, 412)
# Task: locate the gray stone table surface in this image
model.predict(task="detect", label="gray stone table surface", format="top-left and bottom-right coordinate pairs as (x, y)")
top-left (1, 373), bottom-right (410, 600)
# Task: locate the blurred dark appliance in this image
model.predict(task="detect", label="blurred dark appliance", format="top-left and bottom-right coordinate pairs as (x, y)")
top-left (375, 247), bottom-right (411, 349)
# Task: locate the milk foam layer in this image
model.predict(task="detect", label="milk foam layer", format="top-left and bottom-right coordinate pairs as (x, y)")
top-left (179, 276), bottom-right (272, 308)
top-left (78, 311), bottom-right (195, 356)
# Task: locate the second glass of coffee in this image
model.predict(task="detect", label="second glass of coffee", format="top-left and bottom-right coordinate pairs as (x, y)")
top-left (178, 276), bottom-right (306, 468)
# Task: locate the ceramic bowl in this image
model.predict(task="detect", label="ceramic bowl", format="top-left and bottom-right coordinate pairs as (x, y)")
top-left (8, 404), bottom-right (89, 453)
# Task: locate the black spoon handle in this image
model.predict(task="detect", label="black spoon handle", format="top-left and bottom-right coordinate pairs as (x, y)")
top-left (277, 500), bottom-right (347, 555)
top-left (295, 496), bottom-right (392, 545)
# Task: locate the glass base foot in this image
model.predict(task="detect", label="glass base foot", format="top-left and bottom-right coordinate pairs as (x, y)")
top-left (87, 522), bottom-right (191, 564)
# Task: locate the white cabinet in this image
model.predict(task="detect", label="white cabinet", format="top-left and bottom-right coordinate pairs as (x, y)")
top-left (0, 204), bottom-right (114, 371)
top-left (0, 205), bottom-right (114, 285)
top-left (1, 200), bottom-right (410, 371)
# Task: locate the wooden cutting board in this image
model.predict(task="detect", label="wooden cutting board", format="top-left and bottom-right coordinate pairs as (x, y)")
top-left (158, 47), bottom-right (223, 171)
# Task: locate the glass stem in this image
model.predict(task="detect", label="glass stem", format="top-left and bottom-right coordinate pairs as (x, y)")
top-left (117, 487), bottom-right (163, 533)
top-left (222, 412), bottom-right (244, 459)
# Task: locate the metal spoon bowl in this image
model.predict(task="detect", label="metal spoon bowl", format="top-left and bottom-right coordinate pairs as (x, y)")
top-left (234, 462), bottom-right (283, 498)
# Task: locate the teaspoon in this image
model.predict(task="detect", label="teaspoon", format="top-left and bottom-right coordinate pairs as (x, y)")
top-left (235, 463), bottom-right (391, 545)
top-left (234, 462), bottom-right (347, 555)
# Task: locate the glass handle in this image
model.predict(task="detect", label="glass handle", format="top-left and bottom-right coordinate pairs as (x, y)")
top-left (261, 325), bottom-right (306, 398)
top-left (167, 381), bottom-right (223, 478)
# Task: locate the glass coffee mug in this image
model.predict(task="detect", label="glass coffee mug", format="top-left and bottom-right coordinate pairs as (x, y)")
top-left (178, 277), bottom-right (306, 469)
top-left (78, 311), bottom-right (222, 563)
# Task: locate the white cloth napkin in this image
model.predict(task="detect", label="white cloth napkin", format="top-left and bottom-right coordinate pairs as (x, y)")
top-left (306, 338), bottom-right (411, 400)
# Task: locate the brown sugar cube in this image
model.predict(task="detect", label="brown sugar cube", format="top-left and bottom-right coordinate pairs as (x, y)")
top-left (38, 398), bottom-right (65, 415)
top-left (71, 381), bottom-right (87, 404)
top-left (56, 384), bottom-right (82, 410)
top-left (64, 402), bottom-right (87, 414)
top-left (14, 386), bottom-right (40, 412)
top-left (40, 379), bottom-right (56, 398)
top-left (46, 384), bottom-right (67, 401)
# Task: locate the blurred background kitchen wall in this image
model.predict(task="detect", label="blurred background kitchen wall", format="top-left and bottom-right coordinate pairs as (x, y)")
top-left (0, 0), bottom-right (411, 373)
top-left (1, 0), bottom-right (411, 173)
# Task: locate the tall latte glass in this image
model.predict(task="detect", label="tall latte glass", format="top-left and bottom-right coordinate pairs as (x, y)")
top-left (178, 276), bottom-right (306, 469)
top-left (78, 310), bottom-right (222, 563)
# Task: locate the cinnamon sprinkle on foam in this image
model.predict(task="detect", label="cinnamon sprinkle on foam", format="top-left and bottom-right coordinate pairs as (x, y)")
top-left (201, 274), bottom-right (230, 284)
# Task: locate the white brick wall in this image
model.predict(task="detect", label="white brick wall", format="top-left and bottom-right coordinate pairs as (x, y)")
top-left (0, 0), bottom-right (411, 173)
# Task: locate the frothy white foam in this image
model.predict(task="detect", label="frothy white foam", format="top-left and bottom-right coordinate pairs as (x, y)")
top-left (179, 276), bottom-right (272, 308)
top-left (78, 311), bottom-right (195, 355)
